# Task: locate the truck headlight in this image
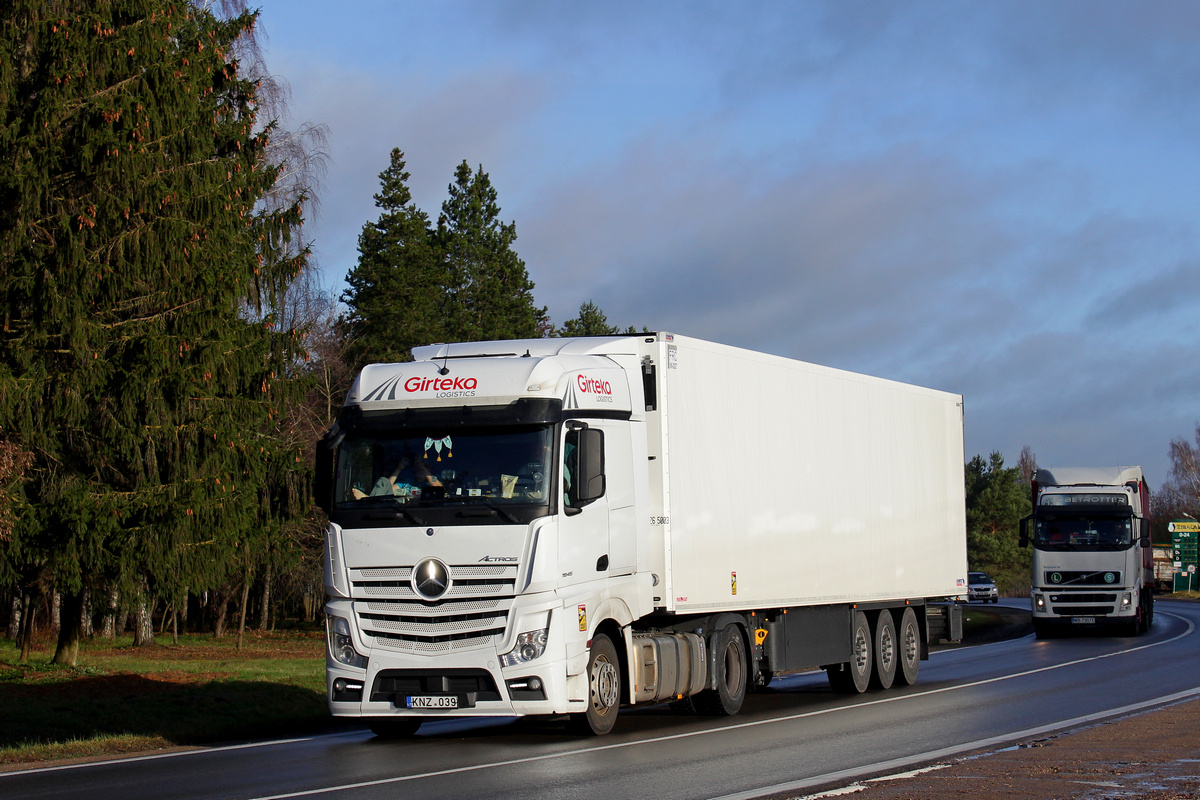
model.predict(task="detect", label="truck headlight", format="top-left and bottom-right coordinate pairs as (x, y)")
top-left (1034, 594), bottom-right (1045, 610)
top-left (327, 615), bottom-right (368, 669)
top-left (1121, 592), bottom-right (1132, 608)
top-left (499, 627), bottom-right (548, 668)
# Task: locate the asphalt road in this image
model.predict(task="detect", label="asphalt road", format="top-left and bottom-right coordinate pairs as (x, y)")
top-left (5, 599), bottom-right (1198, 800)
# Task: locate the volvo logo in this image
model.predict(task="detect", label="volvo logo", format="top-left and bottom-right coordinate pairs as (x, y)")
top-left (412, 558), bottom-right (450, 601)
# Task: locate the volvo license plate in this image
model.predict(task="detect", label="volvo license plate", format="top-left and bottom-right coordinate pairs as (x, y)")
top-left (1071, 616), bottom-right (1096, 625)
top-left (406, 695), bottom-right (458, 709)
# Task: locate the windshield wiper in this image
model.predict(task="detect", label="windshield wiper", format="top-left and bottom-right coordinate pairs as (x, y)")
top-left (355, 498), bottom-right (428, 525)
top-left (456, 499), bottom-right (521, 524)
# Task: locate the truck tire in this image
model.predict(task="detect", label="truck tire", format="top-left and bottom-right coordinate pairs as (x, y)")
top-left (692, 625), bottom-right (748, 716)
top-left (896, 606), bottom-right (920, 686)
top-left (367, 717), bottom-right (423, 738)
top-left (827, 610), bottom-right (873, 694)
top-left (570, 632), bottom-right (621, 735)
top-left (871, 609), bottom-right (897, 690)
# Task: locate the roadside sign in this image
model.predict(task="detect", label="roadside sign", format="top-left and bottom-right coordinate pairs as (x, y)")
top-left (1172, 520), bottom-right (1199, 592)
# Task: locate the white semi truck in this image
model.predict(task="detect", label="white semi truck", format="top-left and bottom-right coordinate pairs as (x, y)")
top-left (1020, 466), bottom-right (1154, 637)
top-left (315, 333), bottom-right (968, 736)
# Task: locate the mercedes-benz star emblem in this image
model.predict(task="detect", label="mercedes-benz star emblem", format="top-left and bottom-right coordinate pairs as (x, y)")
top-left (413, 558), bottom-right (450, 600)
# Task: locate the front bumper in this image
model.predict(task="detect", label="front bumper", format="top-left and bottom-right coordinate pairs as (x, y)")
top-left (1030, 588), bottom-right (1136, 622)
top-left (327, 653), bottom-right (585, 720)
top-left (325, 596), bottom-right (589, 720)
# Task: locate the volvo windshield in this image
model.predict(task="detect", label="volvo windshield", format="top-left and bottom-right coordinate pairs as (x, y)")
top-left (1032, 510), bottom-right (1133, 551)
top-left (331, 424), bottom-right (556, 527)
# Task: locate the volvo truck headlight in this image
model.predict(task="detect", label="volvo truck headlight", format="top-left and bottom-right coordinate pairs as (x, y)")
top-left (327, 615), bottom-right (368, 669)
top-left (499, 627), bottom-right (549, 667)
top-left (1121, 592), bottom-right (1132, 608)
top-left (1034, 594), bottom-right (1045, 610)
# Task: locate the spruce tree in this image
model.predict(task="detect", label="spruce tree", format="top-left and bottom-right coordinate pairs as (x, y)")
top-left (438, 161), bottom-right (548, 342)
top-left (341, 149), bottom-right (444, 367)
top-left (0, 1), bottom-right (309, 662)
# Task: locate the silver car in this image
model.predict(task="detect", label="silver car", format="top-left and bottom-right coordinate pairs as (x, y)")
top-left (968, 571), bottom-right (999, 603)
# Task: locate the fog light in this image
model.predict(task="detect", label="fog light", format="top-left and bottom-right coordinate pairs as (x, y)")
top-left (506, 675), bottom-right (547, 700)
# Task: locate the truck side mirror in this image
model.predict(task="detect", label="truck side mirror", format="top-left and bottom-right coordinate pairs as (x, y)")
top-left (314, 431), bottom-right (337, 515)
top-left (1140, 518), bottom-right (1151, 547)
top-left (575, 427), bottom-right (606, 503)
top-left (565, 425), bottom-right (606, 511)
top-left (1018, 516), bottom-right (1030, 548)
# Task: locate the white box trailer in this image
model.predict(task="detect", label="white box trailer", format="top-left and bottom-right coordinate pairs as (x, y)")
top-left (317, 333), bottom-right (967, 736)
top-left (652, 336), bottom-right (967, 612)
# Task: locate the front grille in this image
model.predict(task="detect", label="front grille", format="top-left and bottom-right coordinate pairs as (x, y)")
top-left (1050, 605), bottom-right (1114, 616)
top-left (350, 563), bottom-right (518, 654)
top-left (1044, 570), bottom-right (1122, 586)
top-left (1048, 593), bottom-right (1117, 604)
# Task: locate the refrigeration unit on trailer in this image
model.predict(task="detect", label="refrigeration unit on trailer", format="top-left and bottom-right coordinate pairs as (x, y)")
top-left (1020, 466), bottom-right (1153, 637)
top-left (315, 333), bottom-right (968, 736)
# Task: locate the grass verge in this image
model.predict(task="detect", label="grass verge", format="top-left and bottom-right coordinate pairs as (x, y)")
top-left (0, 630), bottom-right (339, 767)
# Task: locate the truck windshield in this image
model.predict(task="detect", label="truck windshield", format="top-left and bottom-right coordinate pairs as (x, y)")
top-left (1032, 513), bottom-right (1133, 551)
top-left (332, 424), bottom-right (555, 526)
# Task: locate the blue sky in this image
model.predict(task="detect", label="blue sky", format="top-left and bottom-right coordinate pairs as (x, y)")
top-left (254, 0), bottom-right (1200, 488)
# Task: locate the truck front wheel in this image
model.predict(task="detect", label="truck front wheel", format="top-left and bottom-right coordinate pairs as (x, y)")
top-left (570, 632), bottom-right (621, 735)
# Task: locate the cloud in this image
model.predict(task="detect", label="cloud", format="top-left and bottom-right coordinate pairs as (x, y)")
top-left (256, 0), bottom-right (1200, 485)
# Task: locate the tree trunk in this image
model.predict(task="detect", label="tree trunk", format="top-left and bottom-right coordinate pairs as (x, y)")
top-left (98, 586), bottom-right (119, 638)
top-left (7, 593), bottom-right (21, 640)
top-left (79, 586), bottom-right (93, 638)
top-left (236, 574), bottom-right (251, 651)
top-left (258, 564), bottom-right (272, 632)
top-left (51, 591), bottom-right (85, 666)
top-left (50, 591), bottom-right (61, 632)
top-left (18, 593), bottom-right (38, 662)
top-left (132, 580), bottom-right (154, 647)
top-left (213, 592), bottom-right (228, 638)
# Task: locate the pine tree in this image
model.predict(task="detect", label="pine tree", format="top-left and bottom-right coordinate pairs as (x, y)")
top-left (965, 452), bottom-right (1032, 594)
top-left (438, 161), bottom-right (547, 342)
top-left (0, 1), bottom-right (309, 663)
top-left (341, 149), bottom-right (444, 368)
top-left (557, 301), bottom-right (621, 337)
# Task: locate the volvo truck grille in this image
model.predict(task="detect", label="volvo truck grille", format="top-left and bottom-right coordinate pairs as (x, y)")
top-left (349, 564), bottom-right (518, 653)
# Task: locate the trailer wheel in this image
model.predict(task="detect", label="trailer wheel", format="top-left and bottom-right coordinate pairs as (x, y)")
top-left (367, 717), bottom-right (423, 738)
top-left (871, 609), bottom-right (897, 690)
top-left (693, 625), bottom-right (748, 716)
top-left (896, 606), bottom-right (920, 686)
top-left (570, 632), bottom-right (621, 735)
top-left (827, 610), bottom-right (873, 694)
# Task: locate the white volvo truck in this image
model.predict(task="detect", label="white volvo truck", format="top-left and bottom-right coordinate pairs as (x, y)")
top-left (1020, 466), bottom-right (1154, 637)
top-left (315, 333), bottom-right (967, 736)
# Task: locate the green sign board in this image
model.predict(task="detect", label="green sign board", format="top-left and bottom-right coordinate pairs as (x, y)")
top-left (1170, 519), bottom-right (1200, 592)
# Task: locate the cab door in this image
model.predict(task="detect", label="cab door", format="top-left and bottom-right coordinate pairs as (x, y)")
top-left (557, 421), bottom-right (610, 588)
